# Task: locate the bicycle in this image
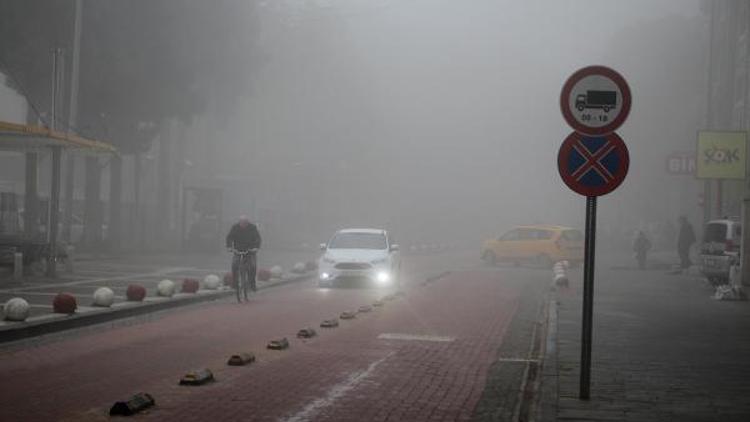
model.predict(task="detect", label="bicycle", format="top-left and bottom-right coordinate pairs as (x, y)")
top-left (230, 248), bottom-right (258, 303)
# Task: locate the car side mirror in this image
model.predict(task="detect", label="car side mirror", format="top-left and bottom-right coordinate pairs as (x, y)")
top-left (319, 243), bottom-right (327, 251)
top-left (390, 244), bottom-right (400, 252)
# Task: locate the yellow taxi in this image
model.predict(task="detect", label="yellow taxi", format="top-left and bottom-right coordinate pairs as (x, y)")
top-left (481, 225), bottom-right (583, 268)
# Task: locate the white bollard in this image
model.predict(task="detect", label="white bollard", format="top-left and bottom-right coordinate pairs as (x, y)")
top-left (92, 287), bottom-right (115, 307)
top-left (13, 252), bottom-right (23, 280)
top-left (3, 297), bottom-right (30, 321)
top-left (292, 262), bottom-right (306, 274)
top-left (157, 279), bottom-right (176, 297)
top-left (554, 273), bottom-right (569, 287)
top-left (203, 274), bottom-right (221, 290)
top-left (270, 266), bottom-right (283, 279)
top-left (553, 261), bottom-right (569, 287)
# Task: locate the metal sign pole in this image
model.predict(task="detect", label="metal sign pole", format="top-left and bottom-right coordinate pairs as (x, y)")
top-left (579, 195), bottom-right (597, 399)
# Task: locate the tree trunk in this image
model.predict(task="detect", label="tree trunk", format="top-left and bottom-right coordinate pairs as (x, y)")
top-left (24, 104), bottom-right (40, 239)
top-left (62, 153), bottom-right (75, 243)
top-left (83, 156), bottom-right (102, 249)
top-left (157, 122), bottom-right (172, 249)
top-left (108, 155), bottom-right (122, 251)
top-left (24, 152), bottom-right (40, 238)
top-left (134, 152), bottom-right (144, 250)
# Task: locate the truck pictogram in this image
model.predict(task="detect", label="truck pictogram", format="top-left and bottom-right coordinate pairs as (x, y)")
top-left (575, 90), bottom-right (617, 113)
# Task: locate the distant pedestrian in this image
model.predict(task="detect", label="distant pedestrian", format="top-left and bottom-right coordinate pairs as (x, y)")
top-left (633, 231), bottom-right (652, 270)
top-left (677, 216), bottom-right (696, 270)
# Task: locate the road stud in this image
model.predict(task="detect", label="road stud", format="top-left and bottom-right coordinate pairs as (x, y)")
top-left (320, 318), bottom-right (339, 328)
top-left (340, 311), bottom-right (357, 320)
top-left (267, 337), bottom-right (290, 350)
top-left (227, 352), bottom-right (256, 366)
top-left (297, 328), bottom-right (317, 338)
top-left (179, 369), bottom-right (215, 386)
top-left (358, 305), bottom-right (372, 313)
top-left (109, 392), bottom-right (155, 416)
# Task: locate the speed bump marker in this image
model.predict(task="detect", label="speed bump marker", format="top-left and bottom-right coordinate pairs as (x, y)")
top-left (227, 352), bottom-right (256, 366)
top-left (358, 305), bottom-right (372, 313)
top-left (340, 311), bottom-right (357, 320)
top-left (109, 393), bottom-right (155, 416)
top-left (297, 328), bottom-right (317, 338)
top-left (320, 318), bottom-right (339, 328)
top-left (267, 337), bottom-right (290, 350)
top-left (179, 369), bottom-right (215, 386)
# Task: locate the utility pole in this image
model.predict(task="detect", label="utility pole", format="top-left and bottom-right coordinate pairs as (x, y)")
top-left (63, 0), bottom-right (82, 243)
top-left (704, 1), bottom-right (715, 224)
top-left (47, 48), bottom-right (65, 277)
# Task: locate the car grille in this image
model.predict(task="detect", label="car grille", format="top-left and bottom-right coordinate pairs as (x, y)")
top-left (335, 262), bottom-right (372, 270)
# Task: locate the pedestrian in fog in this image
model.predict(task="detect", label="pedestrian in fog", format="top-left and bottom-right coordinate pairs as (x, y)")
top-left (677, 215), bottom-right (696, 270)
top-left (633, 231), bottom-right (652, 270)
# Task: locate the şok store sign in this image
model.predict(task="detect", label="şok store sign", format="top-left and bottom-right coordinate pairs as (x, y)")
top-left (697, 131), bottom-right (747, 179)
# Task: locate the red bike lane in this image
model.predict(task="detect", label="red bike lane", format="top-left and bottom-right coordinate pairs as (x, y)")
top-left (0, 268), bottom-right (524, 421)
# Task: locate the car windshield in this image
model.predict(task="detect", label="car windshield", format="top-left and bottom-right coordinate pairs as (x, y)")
top-left (562, 230), bottom-right (583, 241)
top-left (703, 223), bottom-right (728, 242)
top-left (329, 233), bottom-right (387, 250)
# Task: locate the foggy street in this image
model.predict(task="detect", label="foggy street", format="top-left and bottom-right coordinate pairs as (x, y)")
top-left (0, 251), bottom-right (551, 421)
top-left (3, 0), bottom-right (750, 421)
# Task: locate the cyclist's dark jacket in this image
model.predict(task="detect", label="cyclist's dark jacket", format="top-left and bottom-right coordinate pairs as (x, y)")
top-left (226, 223), bottom-right (261, 251)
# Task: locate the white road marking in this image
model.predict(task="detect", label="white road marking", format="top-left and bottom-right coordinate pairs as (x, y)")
top-left (281, 352), bottom-right (393, 422)
top-left (495, 358), bottom-right (540, 363)
top-left (378, 333), bottom-right (455, 342)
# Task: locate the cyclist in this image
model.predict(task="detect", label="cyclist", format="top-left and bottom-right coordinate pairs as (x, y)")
top-left (226, 215), bottom-right (262, 300)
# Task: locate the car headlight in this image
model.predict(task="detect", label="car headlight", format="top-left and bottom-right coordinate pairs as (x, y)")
top-left (320, 272), bottom-right (331, 280)
top-left (376, 271), bottom-right (390, 284)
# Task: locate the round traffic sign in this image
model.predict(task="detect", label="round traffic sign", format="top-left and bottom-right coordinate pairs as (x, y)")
top-left (557, 131), bottom-right (629, 197)
top-left (560, 66), bottom-right (631, 136)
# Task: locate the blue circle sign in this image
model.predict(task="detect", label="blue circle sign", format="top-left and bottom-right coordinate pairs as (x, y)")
top-left (558, 131), bottom-right (630, 197)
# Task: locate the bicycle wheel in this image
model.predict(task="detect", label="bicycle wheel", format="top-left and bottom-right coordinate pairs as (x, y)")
top-left (241, 265), bottom-right (250, 301)
top-left (236, 270), bottom-right (242, 303)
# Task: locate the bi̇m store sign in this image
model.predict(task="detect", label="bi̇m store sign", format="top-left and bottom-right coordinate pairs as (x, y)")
top-left (697, 131), bottom-right (748, 179)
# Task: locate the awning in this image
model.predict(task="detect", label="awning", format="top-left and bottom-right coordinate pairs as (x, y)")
top-left (0, 120), bottom-right (117, 153)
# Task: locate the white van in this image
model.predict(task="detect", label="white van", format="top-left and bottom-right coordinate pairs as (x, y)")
top-left (699, 218), bottom-right (741, 283)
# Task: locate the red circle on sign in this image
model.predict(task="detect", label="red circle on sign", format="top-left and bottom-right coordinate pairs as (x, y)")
top-left (560, 66), bottom-right (631, 136)
top-left (557, 132), bottom-right (630, 197)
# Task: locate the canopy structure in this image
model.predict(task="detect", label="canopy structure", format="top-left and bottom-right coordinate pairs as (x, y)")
top-left (0, 120), bottom-right (116, 277)
top-left (0, 120), bottom-right (117, 153)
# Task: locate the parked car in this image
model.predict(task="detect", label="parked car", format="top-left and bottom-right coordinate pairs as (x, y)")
top-left (318, 228), bottom-right (401, 288)
top-left (481, 225), bottom-right (583, 268)
top-left (700, 218), bottom-right (741, 284)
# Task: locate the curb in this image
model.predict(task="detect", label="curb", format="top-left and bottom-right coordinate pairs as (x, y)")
top-left (0, 274), bottom-right (311, 345)
top-left (539, 297), bottom-right (559, 422)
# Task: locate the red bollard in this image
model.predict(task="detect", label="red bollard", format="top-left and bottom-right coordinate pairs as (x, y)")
top-left (53, 293), bottom-right (77, 314)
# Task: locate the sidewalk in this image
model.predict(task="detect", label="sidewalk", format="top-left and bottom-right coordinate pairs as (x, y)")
top-left (0, 249), bottom-right (317, 344)
top-left (544, 257), bottom-right (750, 421)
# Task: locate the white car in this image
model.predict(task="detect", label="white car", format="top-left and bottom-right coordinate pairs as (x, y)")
top-left (318, 228), bottom-right (401, 288)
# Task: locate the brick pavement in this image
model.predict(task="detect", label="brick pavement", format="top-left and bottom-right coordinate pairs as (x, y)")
top-left (546, 261), bottom-right (750, 422)
top-left (69, 270), bottom-right (521, 422)
top-left (0, 253), bottom-right (538, 421)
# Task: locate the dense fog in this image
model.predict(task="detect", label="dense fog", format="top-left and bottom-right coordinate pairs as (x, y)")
top-left (0, 0), bottom-right (709, 252)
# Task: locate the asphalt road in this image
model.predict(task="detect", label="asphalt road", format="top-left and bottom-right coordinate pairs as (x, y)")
top-left (0, 251), bottom-right (551, 422)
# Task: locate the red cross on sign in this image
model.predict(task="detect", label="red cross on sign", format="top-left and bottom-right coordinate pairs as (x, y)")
top-left (558, 132), bottom-right (629, 197)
